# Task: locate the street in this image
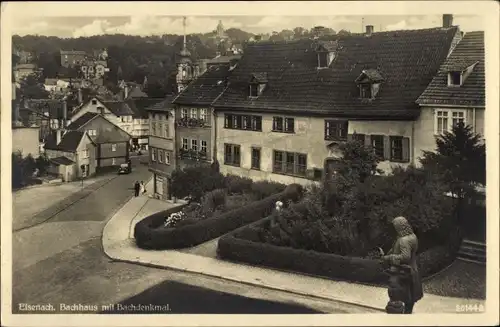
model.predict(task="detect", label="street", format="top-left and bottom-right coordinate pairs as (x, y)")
top-left (11, 157), bottom-right (329, 314)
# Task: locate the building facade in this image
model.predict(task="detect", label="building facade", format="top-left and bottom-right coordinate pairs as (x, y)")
top-left (415, 30), bottom-right (485, 160)
top-left (66, 113), bottom-right (130, 171)
top-left (146, 96), bottom-right (177, 200)
top-left (60, 50), bottom-right (87, 68)
top-left (212, 21), bottom-right (461, 185)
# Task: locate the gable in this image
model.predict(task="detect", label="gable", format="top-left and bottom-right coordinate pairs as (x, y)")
top-left (71, 97), bottom-right (115, 122)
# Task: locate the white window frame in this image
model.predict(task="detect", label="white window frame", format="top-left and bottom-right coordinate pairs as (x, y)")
top-left (158, 150), bottom-right (164, 163)
top-left (190, 108), bottom-right (197, 119)
top-left (111, 144), bottom-right (117, 152)
top-left (112, 158), bottom-right (116, 165)
top-left (165, 152), bottom-right (171, 164)
top-left (191, 139), bottom-right (198, 151)
top-left (164, 123), bottom-right (169, 138)
top-left (81, 149), bottom-right (89, 159)
top-left (181, 108), bottom-right (188, 118)
top-left (182, 138), bottom-right (188, 150)
top-left (201, 140), bottom-right (207, 153)
top-left (434, 109), bottom-right (467, 135)
top-left (151, 148), bottom-right (156, 161)
top-left (200, 108), bottom-right (208, 122)
top-left (447, 71), bottom-right (462, 87)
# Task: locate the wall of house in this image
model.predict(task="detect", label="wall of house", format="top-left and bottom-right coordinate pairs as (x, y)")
top-left (148, 110), bottom-right (177, 179)
top-left (413, 106), bottom-right (485, 165)
top-left (71, 98), bottom-right (129, 132)
top-left (76, 137), bottom-right (97, 177)
top-left (216, 111), bottom-right (415, 185)
top-left (99, 142), bottom-right (128, 163)
top-left (175, 106), bottom-right (213, 163)
top-left (12, 127), bottom-right (40, 158)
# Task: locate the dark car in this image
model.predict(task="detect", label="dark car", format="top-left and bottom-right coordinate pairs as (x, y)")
top-left (118, 163), bottom-right (131, 174)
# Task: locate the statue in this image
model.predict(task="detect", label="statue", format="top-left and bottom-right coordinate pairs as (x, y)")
top-left (381, 216), bottom-right (424, 314)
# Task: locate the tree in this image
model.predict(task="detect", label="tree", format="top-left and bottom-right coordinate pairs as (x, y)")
top-left (420, 122), bottom-right (485, 220)
top-left (18, 73), bottom-right (49, 99)
top-left (293, 27), bottom-right (306, 39)
top-left (338, 138), bottom-right (382, 183)
top-left (337, 29), bottom-right (351, 36)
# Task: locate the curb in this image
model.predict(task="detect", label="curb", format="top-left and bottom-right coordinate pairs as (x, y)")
top-left (103, 249), bottom-right (385, 313)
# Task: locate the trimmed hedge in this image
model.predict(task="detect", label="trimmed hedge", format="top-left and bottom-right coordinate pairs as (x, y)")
top-left (217, 218), bottom-right (463, 285)
top-left (134, 184), bottom-right (303, 250)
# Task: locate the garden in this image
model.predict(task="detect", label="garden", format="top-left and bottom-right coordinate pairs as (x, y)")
top-left (218, 123), bottom-right (486, 286)
top-left (12, 151), bottom-right (51, 190)
top-left (134, 163), bottom-right (304, 249)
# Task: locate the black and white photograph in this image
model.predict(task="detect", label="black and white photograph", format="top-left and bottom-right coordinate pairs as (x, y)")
top-left (1, 1), bottom-right (498, 326)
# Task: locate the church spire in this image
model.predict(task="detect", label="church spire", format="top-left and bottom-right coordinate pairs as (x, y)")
top-left (183, 16), bottom-right (187, 51)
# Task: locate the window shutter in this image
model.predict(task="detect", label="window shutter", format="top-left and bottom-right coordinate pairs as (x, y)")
top-left (347, 134), bottom-right (353, 142)
top-left (383, 135), bottom-right (391, 160)
top-left (402, 137), bottom-right (410, 163)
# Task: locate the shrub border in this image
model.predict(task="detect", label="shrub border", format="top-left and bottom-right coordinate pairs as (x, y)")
top-left (217, 217), bottom-right (462, 286)
top-left (134, 184), bottom-right (303, 250)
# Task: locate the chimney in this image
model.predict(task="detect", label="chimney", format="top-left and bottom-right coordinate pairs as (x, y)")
top-left (124, 85), bottom-right (129, 99)
top-left (443, 14), bottom-right (453, 28)
top-left (56, 129), bottom-right (62, 145)
top-left (365, 25), bottom-right (374, 36)
top-left (62, 100), bottom-right (68, 122)
top-left (78, 87), bottom-right (83, 104)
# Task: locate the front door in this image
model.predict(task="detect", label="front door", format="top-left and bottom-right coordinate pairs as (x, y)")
top-left (324, 158), bottom-right (344, 182)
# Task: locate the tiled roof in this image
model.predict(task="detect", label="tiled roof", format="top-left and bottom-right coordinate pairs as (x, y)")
top-left (44, 78), bottom-right (58, 85)
top-left (66, 112), bottom-right (99, 130)
top-left (206, 54), bottom-right (242, 65)
top-left (60, 50), bottom-right (86, 55)
top-left (145, 95), bottom-right (176, 112)
top-left (251, 72), bottom-right (268, 83)
top-left (316, 40), bottom-right (338, 52)
top-left (94, 127), bottom-right (131, 144)
top-left (101, 101), bottom-right (135, 116)
top-left (417, 31), bottom-right (485, 107)
top-left (173, 65), bottom-right (231, 106)
top-left (50, 156), bottom-right (75, 166)
top-left (126, 98), bottom-right (165, 118)
top-left (15, 63), bottom-right (37, 70)
top-left (213, 27), bottom-right (459, 119)
top-left (127, 86), bottom-right (149, 99)
top-left (44, 131), bottom-right (85, 152)
top-left (355, 69), bottom-right (385, 83)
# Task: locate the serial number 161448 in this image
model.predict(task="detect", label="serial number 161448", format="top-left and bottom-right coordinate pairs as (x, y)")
top-left (456, 304), bottom-right (485, 313)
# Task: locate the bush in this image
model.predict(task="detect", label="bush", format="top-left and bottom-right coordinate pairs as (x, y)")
top-left (224, 175), bottom-right (253, 195)
top-left (134, 184), bottom-right (304, 249)
top-left (201, 188), bottom-right (228, 213)
top-left (251, 180), bottom-right (287, 200)
top-left (170, 164), bottom-right (225, 201)
top-left (217, 217), bottom-right (462, 285)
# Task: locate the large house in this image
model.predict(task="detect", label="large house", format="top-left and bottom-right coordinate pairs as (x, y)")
top-left (44, 130), bottom-right (97, 181)
top-left (66, 113), bottom-right (131, 172)
top-left (211, 21), bottom-right (462, 185)
top-left (415, 30), bottom-right (485, 157)
top-left (145, 96), bottom-right (177, 200)
top-left (60, 50), bottom-right (87, 68)
top-left (172, 64), bottom-right (233, 168)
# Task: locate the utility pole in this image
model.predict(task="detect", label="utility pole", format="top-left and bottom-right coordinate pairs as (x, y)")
top-left (361, 17), bottom-right (364, 33)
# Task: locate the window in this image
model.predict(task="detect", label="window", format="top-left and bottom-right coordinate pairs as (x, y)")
top-left (273, 150), bottom-right (307, 177)
top-left (158, 150), bottom-right (164, 163)
top-left (360, 84), bottom-right (372, 98)
top-left (151, 148), bottom-right (156, 161)
top-left (165, 152), bottom-right (171, 164)
top-left (273, 116), bottom-right (294, 133)
top-left (251, 116), bottom-right (262, 131)
top-left (152, 123), bottom-right (157, 136)
top-left (200, 108), bottom-right (208, 122)
top-left (182, 138), bottom-right (188, 150)
top-left (435, 109), bottom-right (467, 135)
top-left (190, 108), bottom-right (197, 119)
top-left (243, 115), bottom-right (251, 129)
top-left (112, 158), bottom-right (116, 165)
top-left (249, 84), bottom-right (258, 97)
top-left (111, 144), bottom-right (117, 152)
top-left (448, 71), bottom-right (461, 86)
top-left (371, 135), bottom-right (384, 159)
top-left (224, 143), bottom-right (241, 166)
top-left (224, 114), bottom-right (262, 131)
top-left (325, 120), bottom-right (348, 141)
top-left (91, 99), bottom-right (97, 105)
top-left (201, 140), bottom-right (207, 153)
top-left (88, 129), bottom-right (96, 136)
top-left (164, 123), bottom-right (169, 138)
top-left (191, 139), bottom-right (198, 151)
top-left (81, 149), bottom-right (89, 159)
top-left (251, 147), bottom-right (261, 170)
top-left (318, 52), bottom-right (328, 68)
top-left (181, 108), bottom-right (188, 118)
top-left (390, 136), bottom-right (403, 161)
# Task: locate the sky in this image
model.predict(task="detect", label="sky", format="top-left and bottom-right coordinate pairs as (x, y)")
top-left (11, 15), bottom-right (483, 38)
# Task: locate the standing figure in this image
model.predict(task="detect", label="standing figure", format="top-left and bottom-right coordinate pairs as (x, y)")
top-left (382, 216), bottom-right (423, 314)
top-left (134, 181), bottom-right (140, 197)
top-left (140, 181), bottom-right (146, 195)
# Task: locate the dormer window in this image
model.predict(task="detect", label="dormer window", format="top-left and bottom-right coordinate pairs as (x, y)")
top-left (315, 41), bottom-right (338, 69)
top-left (355, 69), bottom-right (384, 100)
top-left (446, 61), bottom-right (479, 87)
top-left (448, 71), bottom-right (461, 86)
top-left (248, 72), bottom-right (268, 99)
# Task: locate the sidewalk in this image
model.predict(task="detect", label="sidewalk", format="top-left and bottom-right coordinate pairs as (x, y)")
top-left (102, 186), bottom-right (486, 314)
